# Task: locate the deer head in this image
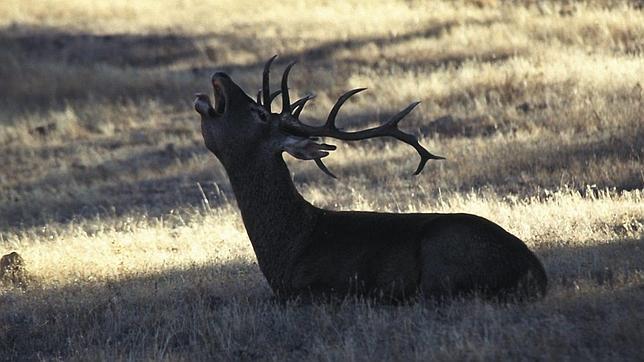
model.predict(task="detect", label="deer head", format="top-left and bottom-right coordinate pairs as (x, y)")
top-left (194, 55), bottom-right (443, 178)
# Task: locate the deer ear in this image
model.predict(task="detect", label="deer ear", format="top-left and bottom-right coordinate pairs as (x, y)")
top-left (280, 136), bottom-right (336, 160)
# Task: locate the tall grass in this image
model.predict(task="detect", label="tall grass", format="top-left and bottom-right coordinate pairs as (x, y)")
top-left (0, 0), bottom-right (642, 360)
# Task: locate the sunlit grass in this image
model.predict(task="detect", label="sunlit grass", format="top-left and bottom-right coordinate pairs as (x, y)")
top-left (5, 188), bottom-right (640, 287)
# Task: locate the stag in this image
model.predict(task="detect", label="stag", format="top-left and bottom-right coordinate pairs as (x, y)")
top-left (194, 56), bottom-right (547, 302)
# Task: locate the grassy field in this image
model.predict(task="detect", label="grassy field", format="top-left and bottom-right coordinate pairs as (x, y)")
top-left (1, 0), bottom-right (643, 360)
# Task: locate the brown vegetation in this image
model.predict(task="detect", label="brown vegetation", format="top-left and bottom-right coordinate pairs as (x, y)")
top-left (0, 0), bottom-right (642, 360)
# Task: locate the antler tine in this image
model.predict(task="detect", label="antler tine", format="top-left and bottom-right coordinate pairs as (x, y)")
top-left (385, 102), bottom-right (445, 175)
top-left (292, 94), bottom-right (315, 118)
top-left (262, 55), bottom-right (278, 112)
top-left (325, 88), bottom-right (367, 129)
top-left (258, 90), bottom-right (282, 106)
top-left (281, 61), bottom-right (297, 114)
top-left (269, 90), bottom-right (282, 105)
top-left (314, 158), bottom-right (337, 179)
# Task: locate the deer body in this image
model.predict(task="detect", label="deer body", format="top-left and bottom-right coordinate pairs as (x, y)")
top-left (222, 141), bottom-right (545, 301)
top-left (195, 57), bottom-right (547, 302)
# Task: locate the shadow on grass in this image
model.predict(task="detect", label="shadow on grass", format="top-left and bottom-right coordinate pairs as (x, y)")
top-left (0, 142), bottom-right (233, 231)
top-left (1, 121), bottom-right (641, 232)
top-left (0, 26), bottom-right (205, 68)
top-left (0, 236), bottom-right (642, 360)
top-left (536, 237), bottom-right (644, 287)
top-left (203, 17), bottom-right (504, 72)
top-left (0, 17), bottom-right (508, 110)
top-left (0, 260), bottom-right (271, 361)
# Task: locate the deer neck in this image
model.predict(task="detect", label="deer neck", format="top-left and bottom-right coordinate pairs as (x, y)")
top-left (221, 151), bottom-right (318, 288)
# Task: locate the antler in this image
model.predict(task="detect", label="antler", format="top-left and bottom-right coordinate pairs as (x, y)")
top-left (262, 56), bottom-right (443, 177)
top-left (261, 55), bottom-right (278, 112)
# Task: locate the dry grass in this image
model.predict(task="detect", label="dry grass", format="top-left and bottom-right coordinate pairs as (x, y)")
top-left (0, 0), bottom-right (643, 360)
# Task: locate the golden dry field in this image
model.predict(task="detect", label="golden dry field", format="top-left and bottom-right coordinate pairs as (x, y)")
top-left (0, 0), bottom-right (643, 360)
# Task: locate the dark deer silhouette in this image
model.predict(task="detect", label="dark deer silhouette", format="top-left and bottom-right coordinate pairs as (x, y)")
top-left (194, 56), bottom-right (547, 302)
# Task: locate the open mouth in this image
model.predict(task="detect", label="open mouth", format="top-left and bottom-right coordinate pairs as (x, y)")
top-left (212, 80), bottom-right (226, 115)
